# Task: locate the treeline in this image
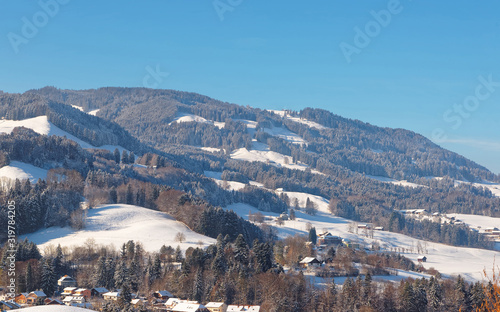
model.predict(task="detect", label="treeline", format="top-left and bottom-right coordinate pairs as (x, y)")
top-left (0, 170), bottom-right (84, 235)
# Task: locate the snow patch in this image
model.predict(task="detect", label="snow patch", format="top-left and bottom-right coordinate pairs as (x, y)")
top-left (23, 204), bottom-right (216, 253)
top-left (366, 175), bottom-right (426, 188)
top-left (88, 108), bottom-right (100, 116)
top-left (0, 161), bottom-right (48, 183)
top-left (20, 306), bottom-right (94, 312)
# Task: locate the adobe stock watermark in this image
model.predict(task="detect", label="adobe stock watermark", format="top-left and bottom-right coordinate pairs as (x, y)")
top-left (339, 0), bottom-right (409, 64)
top-left (213, 0), bottom-right (243, 22)
top-left (7, 0), bottom-right (70, 54)
top-left (142, 64), bottom-right (169, 89)
top-left (6, 200), bottom-right (17, 299)
top-left (432, 74), bottom-right (500, 143)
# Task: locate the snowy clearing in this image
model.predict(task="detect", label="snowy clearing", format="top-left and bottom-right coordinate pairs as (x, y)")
top-left (0, 161), bottom-right (48, 183)
top-left (231, 141), bottom-right (319, 173)
top-left (446, 213), bottom-right (500, 231)
top-left (366, 175), bottom-right (425, 188)
top-left (456, 180), bottom-right (500, 198)
top-left (262, 126), bottom-right (306, 145)
top-left (23, 204), bottom-right (216, 253)
top-left (0, 116), bottom-right (129, 155)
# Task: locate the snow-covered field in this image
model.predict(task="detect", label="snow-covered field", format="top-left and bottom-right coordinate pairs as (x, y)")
top-left (23, 204), bottom-right (216, 253)
top-left (225, 192), bottom-right (500, 283)
top-left (231, 141), bottom-right (315, 172)
top-left (446, 213), bottom-right (500, 231)
top-left (18, 306), bottom-right (93, 312)
top-left (0, 116), bottom-right (94, 148)
top-left (366, 175), bottom-right (425, 188)
top-left (455, 180), bottom-right (500, 198)
top-left (0, 161), bottom-right (48, 183)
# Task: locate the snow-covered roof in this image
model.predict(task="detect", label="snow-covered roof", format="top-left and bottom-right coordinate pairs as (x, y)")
top-left (171, 302), bottom-right (206, 312)
top-left (63, 287), bottom-right (77, 292)
top-left (206, 302), bottom-right (225, 308)
top-left (155, 290), bottom-right (173, 297)
top-left (92, 287), bottom-right (108, 293)
top-left (29, 291), bottom-right (47, 297)
top-left (299, 257), bottom-right (319, 264)
top-left (103, 291), bottom-right (121, 297)
top-left (75, 288), bottom-right (88, 293)
top-left (58, 275), bottom-right (75, 281)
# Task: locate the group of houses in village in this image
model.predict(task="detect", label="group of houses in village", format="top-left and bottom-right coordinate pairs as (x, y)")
top-left (0, 274), bottom-right (260, 312)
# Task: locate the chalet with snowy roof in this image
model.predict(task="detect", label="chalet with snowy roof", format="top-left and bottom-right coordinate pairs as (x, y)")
top-left (103, 291), bottom-right (121, 301)
top-left (74, 288), bottom-right (91, 300)
top-left (62, 287), bottom-right (77, 296)
top-left (417, 256), bottom-right (427, 263)
top-left (131, 298), bottom-right (146, 307)
top-left (374, 226), bottom-right (384, 231)
top-left (63, 296), bottom-right (85, 306)
top-left (0, 300), bottom-right (21, 310)
top-left (171, 302), bottom-right (208, 312)
top-left (227, 305), bottom-right (261, 312)
top-left (153, 290), bottom-right (174, 301)
top-left (58, 275), bottom-right (77, 287)
top-left (26, 291), bottom-right (46, 305)
top-left (206, 302), bottom-right (227, 312)
top-left (317, 232), bottom-right (343, 246)
top-left (299, 257), bottom-right (321, 269)
top-left (14, 293), bottom-right (28, 305)
top-left (91, 287), bottom-right (109, 297)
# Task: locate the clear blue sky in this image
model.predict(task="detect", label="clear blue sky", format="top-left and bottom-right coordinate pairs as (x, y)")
top-left (1, 0), bottom-right (499, 173)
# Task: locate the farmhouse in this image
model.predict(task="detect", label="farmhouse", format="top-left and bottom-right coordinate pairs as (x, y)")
top-left (299, 257), bottom-right (321, 269)
top-left (317, 232), bottom-right (343, 246)
top-left (14, 293), bottom-right (28, 305)
top-left (153, 290), bottom-right (174, 301)
top-left (417, 256), bottom-right (427, 263)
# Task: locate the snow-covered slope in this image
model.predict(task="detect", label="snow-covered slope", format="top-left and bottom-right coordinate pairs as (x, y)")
top-left (0, 161), bottom-right (48, 183)
top-left (231, 141), bottom-right (316, 172)
top-left (18, 306), bottom-right (94, 312)
top-left (446, 213), bottom-right (500, 231)
top-left (0, 116), bottom-right (129, 155)
top-left (23, 204), bottom-right (216, 253)
top-left (0, 116), bottom-right (94, 148)
top-left (456, 180), bottom-right (500, 198)
top-left (226, 194), bottom-right (499, 282)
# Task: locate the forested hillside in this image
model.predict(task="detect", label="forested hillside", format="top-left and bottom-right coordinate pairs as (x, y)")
top-left (1, 86), bottom-right (500, 249)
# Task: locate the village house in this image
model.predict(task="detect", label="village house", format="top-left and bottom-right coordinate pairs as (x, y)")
top-left (61, 287), bottom-right (77, 297)
top-left (57, 275), bottom-right (77, 288)
top-left (206, 302), bottom-right (227, 312)
top-left (103, 291), bottom-right (121, 301)
top-left (91, 287), bottom-right (109, 298)
top-left (153, 290), bottom-right (174, 302)
top-left (317, 232), bottom-right (343, 246)
top-left (73, 288), bottom-right (91, 300)
top-left (14, 293), bottom-right (28, 305)
top-left (26, 291), bottom-right (46, 305)
top-left (63, 296), bottom-right (85, 306)
top-left (165, 299), bottom-right (200, 311)
top-left (171, 302), bottom-right (208, 312)
top-left (299, 257), bottom-right (321, 269)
